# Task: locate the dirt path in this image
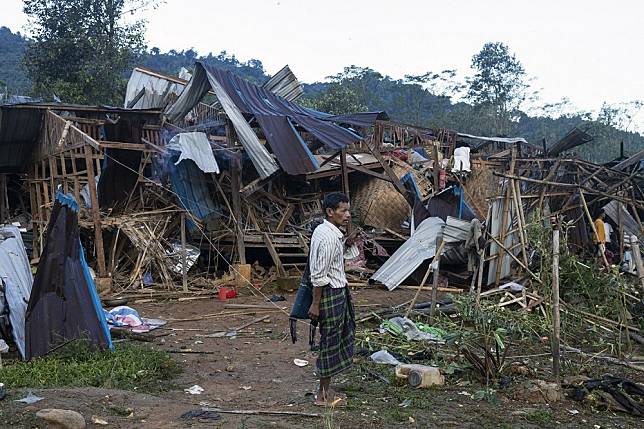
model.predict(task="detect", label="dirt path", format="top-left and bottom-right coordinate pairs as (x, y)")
top-left (1, 287), bottom-right (642, 428)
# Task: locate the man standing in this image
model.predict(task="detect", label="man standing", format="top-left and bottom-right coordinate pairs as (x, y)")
top-left (594, 211), bottom-right (607, 257)
top-left (308, 192), bottom-right (355, 407)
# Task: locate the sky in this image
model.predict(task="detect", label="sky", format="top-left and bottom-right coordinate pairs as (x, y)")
top-left (3, 0), bottom-right (644, 128)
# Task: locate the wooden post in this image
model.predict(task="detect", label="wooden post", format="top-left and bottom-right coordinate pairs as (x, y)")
top-left (430, 237), bottom-right (443, 322)
top-left (475, 249), bottom-right (485, 306)
top-left (551, 224), bottom-right (561, 384)
top-left (432, 143), bottom-right (440, 192)
top-left (405, 264), bottom-right (433, 319)
top-left (340, 148), bottom-right (350, 199)
top-left (340, 148), bottom-right (352, 233)
top-left (618, 202), bottom-right (624, 262)
top-left (181, 212), bottom-right (188, 292)
top-left (630, 235), bottom-right (644, 292)
top-left (510, 178), bottom-right (529, 268)
top-left (0, 175), bottom-right (7, 222)
top-left (83, 145), bottom-right (108, 288)
top-left (630, 201), bottom-right (644, 235)
top-left (405, 240), bottom-right (445, 318)
top-left (227, 121), bottom-right (246, 265)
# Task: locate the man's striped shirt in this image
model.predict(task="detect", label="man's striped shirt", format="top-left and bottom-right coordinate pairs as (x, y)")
top-left (309, 220), bottom-right (347, 289)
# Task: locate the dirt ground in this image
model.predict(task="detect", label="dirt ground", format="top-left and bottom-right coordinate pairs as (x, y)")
top-left (1, 287), bottom-right (642, 428)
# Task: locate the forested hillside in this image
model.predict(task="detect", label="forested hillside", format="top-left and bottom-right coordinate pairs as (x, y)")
top-left (1, 26), bottom-right (641, 163)
top-left (0, 26), bottom-right (30, 94)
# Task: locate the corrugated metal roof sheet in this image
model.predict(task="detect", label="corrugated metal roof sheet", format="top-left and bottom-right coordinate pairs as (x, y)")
top-left (371, 217), bottom-right (445, 290)
top-left (166, 62), bottom-right (380, 176)
top-left (457, 133), bottom-right (528, 145)
top-left (0, 106), bottom-right (44, 173)
top-left (0, 103), bottom-right (162, 173)
top-left (612, 148), bottom-right (644, 172)
top-left (443, 216), bottom-right (471, 243)
top-left (602, 200), bottom-right (640, 238)
top-left (547, 127), bottom-right (593, 156)
top-left (263, 65), bottom-right (304, 101)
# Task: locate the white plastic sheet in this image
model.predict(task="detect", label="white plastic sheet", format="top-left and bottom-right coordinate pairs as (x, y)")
top-left (452, 146), bottom-right (471, 172)
top-left (0, 226), bottom-right (33, 359)
top-left (167, 132), bottom-right (220, 174)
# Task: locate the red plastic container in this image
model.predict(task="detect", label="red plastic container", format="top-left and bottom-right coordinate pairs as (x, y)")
top-left (218, 287), bottom-right (237, 300)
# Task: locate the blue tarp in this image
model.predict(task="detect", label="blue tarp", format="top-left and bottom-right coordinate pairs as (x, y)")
top-left (25, 192), bottom-right (112, 360)
top-left (166, 156), bottom-right (221, 231)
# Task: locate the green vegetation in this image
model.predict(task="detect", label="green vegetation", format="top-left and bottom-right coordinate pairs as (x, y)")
top-left (0, 341), bottom-right (180, 391)
top-left (22, 0), bottom-right (150, 105)
top-left (0, 27), bottom-right (30, 95)
top-left (524, 408), bottom-right (553, 424)
top-left (1, 20), bottom-right (641, 162)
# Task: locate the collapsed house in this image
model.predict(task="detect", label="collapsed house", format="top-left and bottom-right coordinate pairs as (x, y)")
top-left (0, 62), bottom-right (641, 308)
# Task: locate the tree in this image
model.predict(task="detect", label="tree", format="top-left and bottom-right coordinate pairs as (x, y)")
top-left (0, 27), bottom-right (30, 96)
top-left (596, 100), bottom-right (644, 131)
top-left (23, 0), bottom-right (154, 104)
top-left (299, 83), bottom-right (367, 115)
top-left (467, 42), bottom-right (528, 134)
top-left (404, 70), bottom-right (465, 125)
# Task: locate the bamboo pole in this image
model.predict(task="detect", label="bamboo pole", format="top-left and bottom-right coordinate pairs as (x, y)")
top-left (405, 240), bottom-right (445, 318)
top-left (495, 171), bottom-right (643, 209)
top-left (430, 237), bottom-right (443, 322)
top-left (551, 224), bottom-right (561, 384)
top-left (489, 235), bottom-right (541, 282)
top-left (510, 178), bottom-right (529, 267)
top-left (181, 212), bottom-right (188, 292)
top-left (405, 264), bottom-right (433, 319)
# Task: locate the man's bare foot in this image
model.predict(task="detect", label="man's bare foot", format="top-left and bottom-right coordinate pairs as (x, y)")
top-left (314, 389), bottom-right (347, 406)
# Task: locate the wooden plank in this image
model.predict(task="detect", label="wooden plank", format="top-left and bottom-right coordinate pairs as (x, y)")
top-left (33, 164), bottom-right (44, 256)
top-left (346, 163), bottom-right (392, 182)
top-left (240, 172), bottom-right (280, 197)
top-left (84, 145), bottom-right (108, 281)
top-left (263, 233), bottom-right (286, 276)
top-left (98, 141), bottom-right (154, 151)
top-left (275, 204), bottom-right (294, 233)
top-left (364, 126), bottom-right (408, 197)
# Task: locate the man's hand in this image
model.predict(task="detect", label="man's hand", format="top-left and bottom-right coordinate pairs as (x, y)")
top-left (308, 303), bottom-right (320, 320)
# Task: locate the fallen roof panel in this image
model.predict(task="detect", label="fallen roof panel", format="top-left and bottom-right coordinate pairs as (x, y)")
top-left (166, 62), bottom-right (384, 176)
top-left (371, 217), bottom-right (445, 290)
top-left (547, 127), bottom-right (593, 156)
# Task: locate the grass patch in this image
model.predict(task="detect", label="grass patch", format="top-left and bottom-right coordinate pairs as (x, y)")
top-left (524, 408), bottom-right (552, 424)
top-left (0, 340), bottom-right (180, 391)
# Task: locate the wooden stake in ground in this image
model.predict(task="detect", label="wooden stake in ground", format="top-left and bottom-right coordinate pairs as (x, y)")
top-left (630, 235), bottom-right (644, 292)
top-left (405, 240), bottom-right (445, 319)
top-left (551, 223), bottom-right (561, 384)
top-left (430, 237), bottom-right (444, 322)
top-left (181, 212), bottom-right (188, 292)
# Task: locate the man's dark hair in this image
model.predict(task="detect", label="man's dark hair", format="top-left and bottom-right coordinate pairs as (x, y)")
top-left (323, 192), bottom-right (349, 214)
